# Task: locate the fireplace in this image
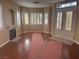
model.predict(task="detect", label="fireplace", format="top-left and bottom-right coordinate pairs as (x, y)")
top-left (10, 29), bottom-right (16, 40)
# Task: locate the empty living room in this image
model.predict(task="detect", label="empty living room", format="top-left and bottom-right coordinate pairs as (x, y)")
top-left (0, 0), bottom-right (79, 59)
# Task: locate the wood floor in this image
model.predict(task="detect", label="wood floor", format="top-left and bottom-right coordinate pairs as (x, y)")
top-left (0, 32), bottom-right (79, 59)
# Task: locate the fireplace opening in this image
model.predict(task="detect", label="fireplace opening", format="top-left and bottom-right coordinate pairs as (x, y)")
top-left (10, 29), bottom-right (16, 40)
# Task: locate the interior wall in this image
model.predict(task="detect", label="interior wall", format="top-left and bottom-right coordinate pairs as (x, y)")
top-left (50, 4), bottom-right (56, 35)
top-left (74, 1), bottom-right (79, 42)
top-left (0, 0), bottom-right (21, 46)
top-left (16, 9), bottom-right (22, 36)
top-left (43, 7), bottom-right (50, 32)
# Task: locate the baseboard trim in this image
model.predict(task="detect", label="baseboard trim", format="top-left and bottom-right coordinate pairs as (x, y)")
top-left (23, 31), bottom-right (43, 33)
top-left (23, 31), bottom-right (50, 34)
top-left (49, 33), bottom-right (79, 45)
top-left (17, 36), bottom-right (21, 40)
top-left (0, 40), bottom-right (9, 48)
top-left (10, 36), bottom-right (22, 42)
top-left (72, 40), bottom-right (79, 45)
top-left (16, 32), bottom-right (23, 37)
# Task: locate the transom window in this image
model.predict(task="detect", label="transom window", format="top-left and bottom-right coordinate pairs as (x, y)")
top-left (58, 1), bottom-right (77, 8)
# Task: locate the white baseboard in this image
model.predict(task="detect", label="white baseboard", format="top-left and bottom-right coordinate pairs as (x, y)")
top-left (72, 40), bottom-right (79, 45)
top-left (0, 40), bottom-right (9, 48)
top-left (49, 37), bottom-right (74, 45)
top-left (16, 32), bottom-right (22, 37)
top-left (23, 31), bottom-right (50, 34)
top-left (17, 36), bottom-right (21, 41)
top-left (23, 31), bottom-right (42, 33)
top-left (10, 36), bottom-right (21, 42)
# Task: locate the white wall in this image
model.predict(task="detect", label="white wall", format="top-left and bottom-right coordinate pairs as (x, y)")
top-left (0, 0), bottom-right (21, 46)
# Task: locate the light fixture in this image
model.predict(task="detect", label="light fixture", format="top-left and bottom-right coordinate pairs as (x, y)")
top-left (34, 2), bottom-right (39, 4)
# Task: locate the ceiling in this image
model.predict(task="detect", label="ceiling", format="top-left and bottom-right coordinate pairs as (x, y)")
top-left (11, 0), bottom-right (65, 8)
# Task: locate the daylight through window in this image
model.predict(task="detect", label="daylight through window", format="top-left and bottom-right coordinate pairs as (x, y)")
top-left (0, 5), bottom-right (3, 31)
top-left (56, 12), bottom-right (62, 29)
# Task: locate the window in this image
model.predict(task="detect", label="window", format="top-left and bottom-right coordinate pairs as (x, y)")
top-left (24, 12), bottom-right (43, 25)
top-left (30, 13), bottom-right (34, 24)
top-left (37, 13), bottom-right (40, 24)
top-left (56, 12), bottom-right (62, 29)
top-left (39, 13), bottom-right (43, 24)
top-left (0, 5), bottom-right (3, 31)
top-left (65, 11), bottom-right (73, 31)
top-left (44, 12), bottom-right (48, 25)
top-left (30, 13), bottom-right (43, 25)
top-left (25, 13), bottom-right (29, 24)
top-left (17, 11), bottom-right (21, 26)
top-left (33, 13), bottom-right (37, 24)
top-left (58, 1), bottom-right (77, 8)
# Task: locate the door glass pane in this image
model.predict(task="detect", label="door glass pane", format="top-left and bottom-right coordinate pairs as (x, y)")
top-left (56, 12), bottom-right (62, 29)
top-left (65, 11), bottom-right (73, 31)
